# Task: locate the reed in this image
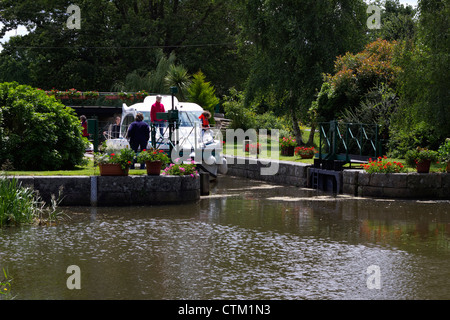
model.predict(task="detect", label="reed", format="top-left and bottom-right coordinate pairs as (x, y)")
top-left (0, 176), bottom-right (64, 227)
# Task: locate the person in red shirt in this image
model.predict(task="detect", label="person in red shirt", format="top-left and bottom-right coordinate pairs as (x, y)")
top-left (199, 111), bottom-right (211, 139)
top-left (151, 95), bottom-right (166, 136)
top-left (80, 115), bottom-right (89, 138)
top-left (199, 111), bottom-right (211, 129)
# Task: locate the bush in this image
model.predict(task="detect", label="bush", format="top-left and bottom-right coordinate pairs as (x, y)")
top-left (438, 139), bottom-right (450, 163)
top-left (0, 82), bottom-right (86, 170)
top-left (388, 121), bottom-right (441, 158)
top-left (187, 71), bottom-right (219, 125)
top-left (223, 89), bottom-right (286, 133)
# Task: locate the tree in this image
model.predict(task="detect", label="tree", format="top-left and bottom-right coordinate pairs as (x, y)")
top-left (390, 0), bottom-right (449, 155)
top-left (165, 65), bottom-right (192, 102)
top-left (187, 71), bottom-right (219, 122)
top-left (0, 82), bottom-right (86, 171)
top-left (0, 0), bottom-right (248, 93)
top-left (313, 39), bottom-right (401, 122)
top-left (240, 0), bottom-right (368, 145)
top-left (367, 0), bottom-right (417, 42)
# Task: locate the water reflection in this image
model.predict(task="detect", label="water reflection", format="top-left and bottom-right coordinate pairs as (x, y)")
top-left (1, 176), bottom-right (450, 300)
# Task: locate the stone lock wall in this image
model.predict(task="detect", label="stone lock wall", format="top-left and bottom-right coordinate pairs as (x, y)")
top-left (225, 155), bottom-right (310, 187)
top-left (11, 175), bottom-right (201, 207)
top-left (343, 170), bottom-right (450, 200)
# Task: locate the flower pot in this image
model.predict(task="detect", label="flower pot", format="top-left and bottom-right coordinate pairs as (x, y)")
top-left (99, 163), bottom-right (129, 176)
top-left (146, 161), bottom-right (162, 176)
top-left (105, 95), bottom-right (119, 100)
top-left (446, 162), bottom-right (450, 173)
top-left (281, 146), bottom-right (295, 157)
top-left (301, 154), bottom-right (314, 159)
top-left (416, 160), bottom-right (431, 173)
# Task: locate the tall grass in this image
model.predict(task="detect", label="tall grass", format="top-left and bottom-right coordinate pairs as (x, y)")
top-left (0, 176), bottom-right (64, 227)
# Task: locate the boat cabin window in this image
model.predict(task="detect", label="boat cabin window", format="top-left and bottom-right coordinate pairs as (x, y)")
top-left (121, 114), bottom-right (135, 137)
top-left (179, 111), bottom-right (202, 127)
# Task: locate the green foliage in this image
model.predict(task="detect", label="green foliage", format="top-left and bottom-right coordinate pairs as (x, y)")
top-left (367, 0), bottom-right (417, 42)
top-left (0, 176), bottom-right (64, 227)
top-left (165, 64), bottom-right (191, 101)
top-left (136, 149), bottom-right (170, 165)
top-left (405, 147), bottom-right (439, 167)
top-left (393, 0), bottom-right (450, 140)
top-left (0, 0), bottom-right (246, 93)
top-left (315, 39), bottom-right (401, 122)
top-left (223, 89), bottom-right (285, 132)
top-left (187, 71), bottom-right (219, 123)
top-left (94, 148), bottom-right (136, 171)
top-left (0, 82), bottom-right (86, 171)
top-left (241, 0), bottom-right (367, 139)
top-left (388, 122), bottom-right (441, 158)
top-left (438, 139), bottom-right (450, 163)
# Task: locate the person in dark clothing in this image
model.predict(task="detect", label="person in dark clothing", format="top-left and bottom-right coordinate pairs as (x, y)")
top-left (126, 113), bottom-right (150, 169)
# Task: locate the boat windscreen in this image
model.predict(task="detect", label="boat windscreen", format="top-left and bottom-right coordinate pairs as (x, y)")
top-left (180, 111), bottom-right (202, 127)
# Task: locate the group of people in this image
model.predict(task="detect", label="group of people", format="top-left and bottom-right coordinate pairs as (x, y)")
top-left (81, 95), bottom-right (212, 169)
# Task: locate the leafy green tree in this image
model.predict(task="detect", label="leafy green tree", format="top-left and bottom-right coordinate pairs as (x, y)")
top-left (165, 65), bottom-right (191, 101)
top-left (0, 0), bottom-right (248, 93)
top-left (187, 71), bottom-right (219, 122)
top-left (390, 0), bottom-right (450, 155)
top-left (367, 0), bottom-right (417, 42)
top-left (313, 39), bottom-right (401, 122)
top-left (0, 82), bottom-right (86, 170)
top-left (240, 0), bottom-right (368, 145)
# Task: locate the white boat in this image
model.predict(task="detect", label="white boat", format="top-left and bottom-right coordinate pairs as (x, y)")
top-left (105, 95), bottom-right (228, 178)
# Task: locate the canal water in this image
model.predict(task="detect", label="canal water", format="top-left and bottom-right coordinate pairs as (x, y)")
top-left (1, 176), bottom-right (450, 300)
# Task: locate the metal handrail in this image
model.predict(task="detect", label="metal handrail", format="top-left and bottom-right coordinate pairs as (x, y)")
top-left (319, 121), bottom-right (381, 162)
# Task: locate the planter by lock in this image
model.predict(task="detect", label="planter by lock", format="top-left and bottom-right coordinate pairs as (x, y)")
top-left (7, 175), bottom-right (200, 207)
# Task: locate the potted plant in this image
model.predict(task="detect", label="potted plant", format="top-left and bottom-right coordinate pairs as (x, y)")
top-left (56, 90), bottom-right (70, 99)
top-left (405, 147), bottom-right (439, 173)
top-left (280, 136), bottom-right (297, 156)
top-left (84, 91), bottom-right (100, 99)
top-left (94, 148), bottom-right (135, 176)
top-left (438, 139), bottom-right (450, 173)
top-left (135, 90), bottom-right (149, 101)
top-left (68, 88), bottom-right (83, 99)
top-left (46, 88), bottom-right (58, 97)
top-left (137, 148), bottom-right (170, 175)
top-left (295, 146), bottom-right (317, 159)
top-left (118, 92), bottom-right (134, 101)
top-left (105, 93), bottom-right (120, 100)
